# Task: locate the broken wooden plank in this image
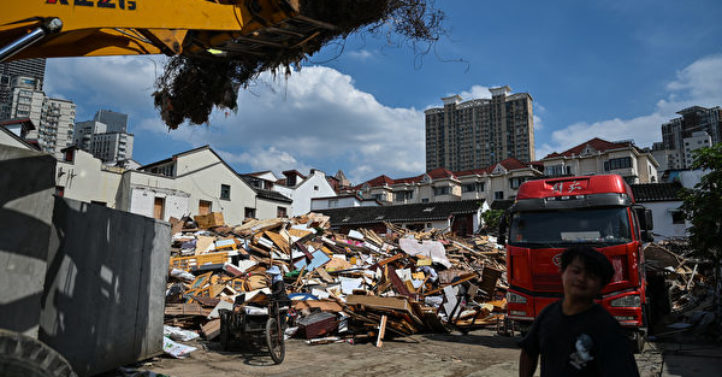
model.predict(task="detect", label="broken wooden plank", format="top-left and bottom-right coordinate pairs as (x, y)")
top-left (376, 315), bottom-right (387, 348)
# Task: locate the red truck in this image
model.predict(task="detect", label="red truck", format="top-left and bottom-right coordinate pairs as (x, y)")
top-left (499, 175), bottom-right (659, 352)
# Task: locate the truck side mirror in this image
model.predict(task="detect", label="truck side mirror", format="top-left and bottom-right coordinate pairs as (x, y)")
top-left (644, 209), bottom-right (654, 231)
top-left (633, 206), bottom-right (653, 231)
top-left (641, 230), bottom-right (654, 243)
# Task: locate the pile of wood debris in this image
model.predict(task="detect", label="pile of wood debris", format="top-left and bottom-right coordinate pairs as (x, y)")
top-left (644, 240), bottom-right (719, 338)
top-left (163, 211), bottom-right (507, 354)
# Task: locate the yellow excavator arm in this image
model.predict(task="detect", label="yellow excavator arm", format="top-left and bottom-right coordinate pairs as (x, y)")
top-left (0, 0), bottom-right (335, 62)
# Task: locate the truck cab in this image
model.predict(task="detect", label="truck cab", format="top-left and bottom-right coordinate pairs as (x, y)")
top-left (500, 175), bottom-right (654, 351)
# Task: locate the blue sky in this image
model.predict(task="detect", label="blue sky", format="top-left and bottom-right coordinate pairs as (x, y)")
top-left (44, 0), bottom-right (722, 183)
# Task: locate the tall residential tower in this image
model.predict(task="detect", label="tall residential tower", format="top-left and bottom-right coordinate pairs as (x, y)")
top-left (425, 86), bottom-right (535, 171)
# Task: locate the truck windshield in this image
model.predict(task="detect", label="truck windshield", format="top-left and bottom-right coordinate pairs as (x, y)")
top-left (509, 207), bottom-right (632, 247)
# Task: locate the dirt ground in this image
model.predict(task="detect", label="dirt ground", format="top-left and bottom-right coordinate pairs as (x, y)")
top-left (119, 329), bottom-right (707, 377)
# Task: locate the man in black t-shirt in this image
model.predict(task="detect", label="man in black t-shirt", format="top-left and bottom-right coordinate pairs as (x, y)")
top-left (518, 246), bottom-right (640, 377)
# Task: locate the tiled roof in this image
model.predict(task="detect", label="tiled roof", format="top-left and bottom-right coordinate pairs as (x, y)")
top-left (544, 138), bottom-right (634, 159)
top-left (393, 175), bottom-right (423, 184)
top-left (355, 158), bottom-right (538, 188)
top-left (427, 167), bottom-right (456, 179)
top-left (498, 158), bottom-right (528, 171)
top-left (358, 174), bottom-right (395, 188)
top-left (254, 189), bottom-right (293, 203)
top-left (316, 199), bottom-right (485, 226)
top-left (631, 183), bottom-right (683, 202)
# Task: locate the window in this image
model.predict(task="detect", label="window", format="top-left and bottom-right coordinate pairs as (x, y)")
top-left (371, 193), bottom-right (386, 201)
top-left (91, 201), bottom-right (107, 207)
top-left (328, 199), bottom-right (339, 208)
top-left (421, 198), bottom-right (430, 203)
top-left (433, 186), bottom-right (450, 196)
top-left (604, 157), bottom-right (632, 171)
top-left (509, 177), bottom-right (528, 189)
top-left (314, 185), bottom-right (319, 191)
top-left (395, 191), bottom-right (413, 201)
top-left (546, 164), bottom-right (571, 177)
top-left (462, 182), bottom-right (485, 192)
top-left (220, 184), bottom-right (231, 200)
top-left (244, 207), bottom-right (256, 219)
top-left (509, 208), bottom-right (632, 246)
top-left (672, 211), bottom-right (685, 224)
top-left (495, 191), bottom-right (504, 200)
top-left (277, 206), bottom-right (287, 218)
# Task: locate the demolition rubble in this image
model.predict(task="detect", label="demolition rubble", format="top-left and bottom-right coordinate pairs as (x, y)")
top-left (643, 240), bottom-right (719, 338)
top-left (162, 212), bottom-right (508, 357)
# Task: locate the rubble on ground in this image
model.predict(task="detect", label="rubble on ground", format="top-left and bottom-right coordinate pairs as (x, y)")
top-left (162, 212), bottom-right (507, 354)
top-left (644, 240), bottom-right (718, 338)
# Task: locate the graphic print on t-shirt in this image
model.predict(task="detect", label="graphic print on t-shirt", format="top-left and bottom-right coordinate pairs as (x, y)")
top-left (569, 333), bottom-right (594, 370)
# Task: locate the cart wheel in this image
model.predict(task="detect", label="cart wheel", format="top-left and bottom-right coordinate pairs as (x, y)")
top-left (265, 317), bottom-right (285, 364)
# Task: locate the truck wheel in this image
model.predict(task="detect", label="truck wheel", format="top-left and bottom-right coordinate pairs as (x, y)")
top-left (630, 331), bottom-right (645, 354)
top-left (0, 330), bottom-right (77, 377)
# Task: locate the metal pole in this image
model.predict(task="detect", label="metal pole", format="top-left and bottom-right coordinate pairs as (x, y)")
top-left (0, 27), bottom-right (46, 62)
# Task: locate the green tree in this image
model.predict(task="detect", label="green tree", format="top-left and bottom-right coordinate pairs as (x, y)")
top-left (680, 143), bottom-right (722, 263)
top-left (680, 143), bottom-right (721, 326)
top-left (481, 209), bottom-right (505, 235)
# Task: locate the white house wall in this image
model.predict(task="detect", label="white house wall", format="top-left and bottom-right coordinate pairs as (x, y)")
top-left (643, 201), bottom-right (689, 240)
top-left (55, 150), bottom-right (123, 207)
top-left (311, 196), bottom-right (361, 210)
top-left (290, 171), bottom-right (337, 216)
top-left (255, 198), bottom-right (290, 219)
top-left (129, 186), bottom-right (189, 221)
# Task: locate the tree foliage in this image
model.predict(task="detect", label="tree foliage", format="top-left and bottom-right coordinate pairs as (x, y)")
top-left (153, 0), bottom-right (444, 129)
top-left (680, 142), bottom-right (722, 263)
top-left (481, 209), bottom-right (505, 235)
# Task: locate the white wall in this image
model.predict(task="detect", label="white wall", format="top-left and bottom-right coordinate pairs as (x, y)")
top-left (644, 201), bottom-right (689, 240)
top-left (290, 170), bottom-right (337, 216)
top-left (255, 198), bottom-right (290, 219)
top-left (273, 170), bottom-right (337, 216)
top-left (678, 170), bottom-right (706, 188)
top-left (56, 149), bottom-right (123, 207)
top-left (135, 148), bottom-right (257, 225)
top-left (128, 186), bottom-right (189, 221)
top-left (0, 130), bottom-right (31, 149)
top-left (311, 196), bottom-right (361, 210)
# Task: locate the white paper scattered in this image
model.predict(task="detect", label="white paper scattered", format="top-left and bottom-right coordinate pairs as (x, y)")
top-left (348, 229), bottom-right (365, 241)
top-left (338, 277), bottom-right (363, 295)
top-left (207, 300), bottom-right (234, 320)
top-left (164, 325), bottom-right (199, 342)
top-left (163, 337), bottom-right (197, 359)
top-left (399, 238), bottom-right (452, 268)
top-left (169, 268), bottom-right (195, 283)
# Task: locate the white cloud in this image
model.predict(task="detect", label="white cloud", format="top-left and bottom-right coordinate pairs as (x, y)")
top-left (533, 115), bottom-right (543, 130)
top-left (458, 85), bottom-right (492, 100)
top-left (144, 66), bottom-right (427, 181)
top-left (217, 147), bottom-right (307, 174)
top-left (543, 54), bottom-right (722, 156)
top-left (44, 56), bottom-right (164, 120)
top-left (347, 49), bottom-right (373, 61)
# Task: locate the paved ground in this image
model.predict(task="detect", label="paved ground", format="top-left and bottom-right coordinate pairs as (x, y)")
top-left (113, 329), bottom-right (720, 377)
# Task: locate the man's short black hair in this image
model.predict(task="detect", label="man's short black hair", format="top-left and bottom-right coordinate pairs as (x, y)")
top-left (561, 246), bottom-right (615, 287)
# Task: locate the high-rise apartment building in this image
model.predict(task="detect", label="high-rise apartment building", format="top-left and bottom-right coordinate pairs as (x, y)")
top-left (7, 75), bottom-right (75, 158)
top-left (425, 86), bottom-right (535, 171)
top-left (653, 105), bottom-right (721, 170)
top-left (0, 58), bottom-right (46, 119)
top-left (94, 109), bottom-right (128, 133)
top-left (73, 110), bottom-right (134, 163)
